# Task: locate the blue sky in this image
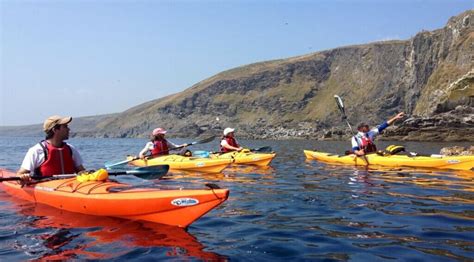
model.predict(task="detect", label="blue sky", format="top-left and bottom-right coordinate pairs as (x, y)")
top-left (1, 0), bottom-right (472, 126)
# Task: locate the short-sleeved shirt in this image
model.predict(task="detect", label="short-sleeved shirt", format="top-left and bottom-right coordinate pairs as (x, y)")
top-left (20, 142), bottom-right (83, 176)
top-left (351, 121), bottom-right (389, 150)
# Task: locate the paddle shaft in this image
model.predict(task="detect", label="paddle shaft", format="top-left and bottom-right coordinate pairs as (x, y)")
top-left (334, 95), bottom-right (369, 165)
top-left (208, 146), bottom-right (272, 155)
top-left (151, 136), bottom-right (216, 156)
top-left (0, 166), bottom-right (169, 182)
top-left (106, 136), bottom-right (216, 168)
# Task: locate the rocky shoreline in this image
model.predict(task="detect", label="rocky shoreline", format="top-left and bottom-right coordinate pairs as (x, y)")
top-left (2, 106), bottom-right (472, 142)
top-left (195, 106), bottom-right (474, 142)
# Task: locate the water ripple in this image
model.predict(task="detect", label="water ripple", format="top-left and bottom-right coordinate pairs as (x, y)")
top-left (0, 137), bottom-right (473, 260)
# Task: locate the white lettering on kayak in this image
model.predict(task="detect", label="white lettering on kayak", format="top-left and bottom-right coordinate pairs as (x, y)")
top-left (171, 198), bottom-right (199, 207)
top-left (447, 160), bottom-right (461, 164)
top-left (35, 186), bottom-right (55, 192)
top-left (196, 162), bottom-right (205, 167)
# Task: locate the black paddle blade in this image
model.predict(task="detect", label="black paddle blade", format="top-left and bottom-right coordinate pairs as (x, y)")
top-left (193, 135), bottom-right (216, 145)
top-left (252, 146), bottom-right (273, 153)
top-left (108, 165), bottom-right (170, 180)
top-left (128, 165), bottom-right (170, 180)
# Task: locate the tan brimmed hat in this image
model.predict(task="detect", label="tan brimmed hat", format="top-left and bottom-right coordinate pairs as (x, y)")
top-left (43, 115), bottom-right (72, 132)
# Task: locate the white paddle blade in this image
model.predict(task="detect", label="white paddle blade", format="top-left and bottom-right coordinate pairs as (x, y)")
top-left (334, 95), bottom-right (344, 109)
top-left (334, 95), bottom-right (346, 115)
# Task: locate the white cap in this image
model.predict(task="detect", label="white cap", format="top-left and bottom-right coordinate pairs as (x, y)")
top-left (223, 127), bottom-right (235, 136)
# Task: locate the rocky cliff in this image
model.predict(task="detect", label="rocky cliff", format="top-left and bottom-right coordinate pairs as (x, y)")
top-left (2, 10), bottom-right (473, 141)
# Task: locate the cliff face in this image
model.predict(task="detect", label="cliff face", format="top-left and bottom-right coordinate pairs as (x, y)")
top-left (2, 10), bottom-right (472, 141)
top-left (89, 10), bottom-right (472, 141)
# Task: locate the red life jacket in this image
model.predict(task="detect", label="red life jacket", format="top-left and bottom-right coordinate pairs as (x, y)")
top-left (36, 141), bottom-right (76, 177)
top-left (151, 139), bottom-right (169, 156)
top-left (359, 135), bottom-right (377, 153)
top-left (220, 137), bottom-right (239, 153)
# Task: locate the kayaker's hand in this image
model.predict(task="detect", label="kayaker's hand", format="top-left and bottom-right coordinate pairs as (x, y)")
top-left (395, 112), bottom-right (405, 120)
top-left (237, 147), bottom-right (243, 151)
top-left (388, 112), bottom-right (406, 125)
top-left (355, 149), bottom-right (365, 156)
top-left (19, 173), bottom-right (31, 183)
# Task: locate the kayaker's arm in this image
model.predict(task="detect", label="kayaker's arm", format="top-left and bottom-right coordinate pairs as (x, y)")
top-left (168, 141), bottom-right (188, 149)
top-left (139, 142), bottom-right (153, 159)
top-left (221, 140), bottom-right (243, 151)
top-left (373, 112), bottom-right (405, 134)
top-left (386, 112), bottom-right (405, 126)
top-left (351, 137), bottom-right (362, 154)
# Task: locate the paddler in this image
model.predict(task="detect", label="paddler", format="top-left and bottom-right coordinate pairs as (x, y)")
top-left (220, 127), bottom-right (243, 153)
top-left (139, 128), bottom-right (187, 159)
top-left (17, 115), bottom-right (86, 182)
top-left (352, 112), bottom-right (405, 156)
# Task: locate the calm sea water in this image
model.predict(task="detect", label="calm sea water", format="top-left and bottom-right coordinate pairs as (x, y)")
top-left (0, 137), bottom-right (473, 260)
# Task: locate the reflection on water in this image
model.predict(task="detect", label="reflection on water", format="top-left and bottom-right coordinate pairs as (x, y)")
top-left (0, 193), bottom-right (226, 260)
top-left (0, 137), bottom-right (473, 260)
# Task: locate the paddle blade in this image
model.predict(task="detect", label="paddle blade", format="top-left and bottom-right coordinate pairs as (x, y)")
top-left (334, 95), bottom-right (345, 115)
top-left (123, 165), bottom-right (170, 180)
top-left (167, 136), bottom-right (217, 152)
top-left (190, 135), bottom-right (216, 145)
top-left (251, 146), bottom-right (273, 153)
top-left (334, 95), bottom-right (347, 119)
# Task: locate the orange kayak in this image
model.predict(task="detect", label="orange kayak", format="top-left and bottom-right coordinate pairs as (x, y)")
top-left (1, 195), bottom-right (225, 260)
top-left (0, 169), bottom-right (229, 228)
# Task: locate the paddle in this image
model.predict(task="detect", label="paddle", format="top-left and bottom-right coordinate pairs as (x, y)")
top-left (334, 95), bottom-right (369, 166)
top-left (195, 146), bottom-right (273, 157)
top-left (210, 147), bottom-right (273, 155)
top-left (105, 136), bottom-right (216, 168)
top-left (249, 146), bottom-right (273, 153)
top-left (0, 165), bottom-right (170, 182)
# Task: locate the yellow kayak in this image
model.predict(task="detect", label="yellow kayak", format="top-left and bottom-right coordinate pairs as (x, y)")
top-left (304, 150), bottom-right (474, 171)
top-left (210, 150), bottom-right (276, 167)
top-left (128, 155), bottom-right (231, 173)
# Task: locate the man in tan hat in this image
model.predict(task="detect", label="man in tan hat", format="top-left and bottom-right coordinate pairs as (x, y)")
top-left (17, 115), bottom-right (85, 182)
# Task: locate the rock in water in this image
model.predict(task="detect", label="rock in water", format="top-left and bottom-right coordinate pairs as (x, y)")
top-left (440, 146), bottom-right (474, 156)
